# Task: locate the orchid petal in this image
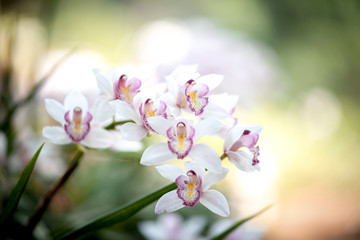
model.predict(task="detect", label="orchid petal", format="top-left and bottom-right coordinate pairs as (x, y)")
top-left (81, 128), bottom-right (112, 149)
top-left (120, 122), bottom-right (148, 141)
top-left (193, 119), bottom-right (224, 142)
top-left (184, 160), bottom-right (206, 178)
top-left (140, 142), bottom-right (175, 166)
top-left (92, 95), bottom-right (115, 123)
top-left (45, 99), bottom-right (65, 125)
top-left (64, 91), bottom-right (88, 114)
top-left (196, 74), bottom-right (223, 91)
top-left (223, 124), bottom-right (246, 152)
top-left (109, 100), bottom-right (141, 123)
top-left (202, 168), bottom-right (229, 191)
top-left (155, 165), bottom-right (186, 182)
top-left (209, 93), bottom-right (239, 113)
top-left (188, 144), bottom-right (222, 174)
top-left (200, 189), bottom-right (230, 217)
top-left (155, 190), bottom-right (184, 214)
top-left (93, 69), bottom-right (114, 98)
top-left (227, 150), bottom-right (260, 172)
top-left (147, 116), bottom-right (173, 137)
top-left (43, 126), bottom-right (71, 144)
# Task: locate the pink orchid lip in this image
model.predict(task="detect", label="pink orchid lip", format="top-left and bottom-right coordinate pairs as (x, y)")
top-left (113, 74), bottom-right (142, 104)
top-left (228, 129), bottom-right (261, 167)
top-left (185, 80), bottom-right (209, 116)
top-left (140, 98), bottom-right (168, 132)
top-left (167, 122), bottom-right (195, 159)
top-left (175, 170), bottom-right (202, 207)
top-left (64, 107), bottom-right (93, 143)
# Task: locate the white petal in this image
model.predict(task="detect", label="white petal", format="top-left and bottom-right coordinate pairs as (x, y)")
top-left (202, 168), bottom-right (229, 191)
top-left (238, 123), bottom-right (263, 134)
top-left (200, 189), bottom-right (230, 217)
top-left (138, 221), bottom-right (165, 240)
top-left (156, 165), bottom-right (186, 182)
top-left (81, 128), bottom-right (112, 149)
top-left (147, 116), bottom-right (173, 137)
top-left (193, 119), bottom-right (224, 142)
top-left (45, 99), bottom-right (65, 125)
top-left (120, 122), bottom-right (148, 141)
top-left (223, 124), bottom-right (246, 152)
top-left (93, 69), bottom-right (114, 98)
top-left (188, 144), bottom-right (222, 174)
top-left (155, 190), bottom-right (184, 214)
top-left (109, 100), bottom-right (141, 123)
top-left (92, 95), bottom-right (115, 123)
top-left (140, 142), bottom-right (175, 166)
top-left (227, 150), bottom-right (260, 172)
top-left (182, 216), bottom-right (207, 238)
top-left (43, 126), bottom-right (71, 144)
top-left (196, 74), bottom-right (223, 91)
top-left (201, 102), bottom-right (230, 120)
top-left (209, 93), bottom-right (239, 113)
top-left (64, 91), bottom-right (88, 114)
top-left (184, 160), bottom-right (206, 178)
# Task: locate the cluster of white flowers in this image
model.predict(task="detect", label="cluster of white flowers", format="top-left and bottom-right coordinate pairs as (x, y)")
top-left (42, 64), bottom-right (262, 217)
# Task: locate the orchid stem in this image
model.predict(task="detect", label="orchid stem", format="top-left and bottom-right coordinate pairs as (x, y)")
top-left (105, 120), bottom-right (135, 130)
top-left (220, 153), bottom-right (227, 160)
top-left (26, 149), bottom-right (85, 234)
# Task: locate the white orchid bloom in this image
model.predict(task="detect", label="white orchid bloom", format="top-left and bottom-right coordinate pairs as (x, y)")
top-left (155, 161), bottom-right (230, 217)
top-left (140, 116), bottom-right (223, 173)
top-left (42, 91), bottom-right (112, 148)
top-left (223, 124), bottom-right (262, 172)
top-left (93, 64), bottom-right (156, 123)
top-left (109, 96), bottom-right (169, 141)
top-left (138, 213), bottom-right (206, 240)
top-left (162, 65), bottom-right (235, 120)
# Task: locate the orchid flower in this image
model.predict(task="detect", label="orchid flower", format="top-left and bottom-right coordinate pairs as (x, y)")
top-left (92, 65), bottom-right (155, 123)
top-left (155, 161), bottom-right (230, 217)
top-left (140, 117), bottom-right (223, 173)
top-left (42, 91), bottom-right (112, 148)
top-left (223, 124), bottom-right (262, 172)
top-left (109, 97), bottom-right (169, 141)
top-left (138, 213), bottom-right (206, 240)
top-left (163, 65), bottom-right (238, 120)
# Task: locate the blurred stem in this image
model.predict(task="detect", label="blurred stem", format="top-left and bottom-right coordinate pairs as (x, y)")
top-left (57, 183), bottom-right (177, 240)
top-left (220, 153), bottom-right (227, 160)
top-left (105, 120), bottom-right (135, 130)
top-left (26, 149), bottom-right (85, 234)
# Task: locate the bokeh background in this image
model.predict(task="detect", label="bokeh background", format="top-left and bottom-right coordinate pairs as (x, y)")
top-left (1, 0), bottom-right (360, 239)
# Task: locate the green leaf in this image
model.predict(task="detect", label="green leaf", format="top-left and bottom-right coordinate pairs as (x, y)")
top-left (210, 205), bottom-right (272, 240)
top-left (0, 143), bottom-right (45, 226)
top-left (56, 183), bottom-right (177, 240)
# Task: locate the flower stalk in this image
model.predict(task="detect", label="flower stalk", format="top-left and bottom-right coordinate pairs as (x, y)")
top-left (26, 148), bottom-right (85, 234)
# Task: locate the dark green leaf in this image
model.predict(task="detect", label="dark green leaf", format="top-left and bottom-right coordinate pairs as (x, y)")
top-left (210, 205), bottom-right (272, 240)
top-left (56, 183), bottom-right (177, 240)
top-left (0, 143), bottom-right (45, 225)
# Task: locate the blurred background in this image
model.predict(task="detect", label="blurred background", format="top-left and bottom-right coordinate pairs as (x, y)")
top-left (1, 0), bottom-right (360, 239)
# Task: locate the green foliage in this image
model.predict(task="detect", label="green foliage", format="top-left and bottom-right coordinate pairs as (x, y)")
top-left (0, 143), bottom-right (44, 227)
top-left (56, 183), bottom-right (177, 240)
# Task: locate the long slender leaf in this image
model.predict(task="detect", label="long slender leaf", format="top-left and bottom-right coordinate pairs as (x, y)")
top-left (0, 143), bottom-right (45, 225)
top-left (56, 183), bottom-right (177, 240)
top-left (211, 205), bottom-right (272, 240)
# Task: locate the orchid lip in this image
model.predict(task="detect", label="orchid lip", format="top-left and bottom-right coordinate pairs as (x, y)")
top-left (167, 122), bottom-right (195, 159)
top-left (176, 170), bottom-right (202, 207)
top-left (64, 107), bottom-right (93, 143)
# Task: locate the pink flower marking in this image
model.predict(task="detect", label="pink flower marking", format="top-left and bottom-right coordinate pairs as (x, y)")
top-left (167, 122), bottom-right (195, 159)
top-left (175, 170), bottom-right (202, 207)
top-left (185, 80), bottom-right (209, 116)
top-left (113, 74), bottom-right (141, 105)
top-left (139, 98), bottom-right (168, 131)
top-left (64, 107), bottom-right (93, 142)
